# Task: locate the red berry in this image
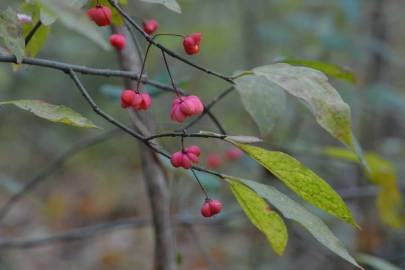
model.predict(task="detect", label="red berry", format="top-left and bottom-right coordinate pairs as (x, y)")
top-left (120, 90), bottom-right (136, 108)
top-left (225, 147), bottom-right (243, 161)
top-left (143, 19), bottom-right (159, 35)
top-left (87, 5), bottom-right (112, 27)
top-left (110, 34), bottom-right (126, 50)
top-left (132, 92), bottom-right (152, 110)
top-left (206, 154), bottom-right (221, 169)
top-left (209, 199), bottom-right (223, 215)
top-left (201, 201), bottom-right (213, 217)
top-left (183, 33), bottom-right (202, 55)
top-left (201, 198), bottom-right (223, 218)
top-left (121, 90), bottom-right (152, 110)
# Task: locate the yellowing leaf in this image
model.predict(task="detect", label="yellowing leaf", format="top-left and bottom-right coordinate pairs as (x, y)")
top-left (0, 99), bottom-right (98, 128)
top-left (228, 179), bottom-right (288, 255)
top-left (228, 141), bottom-right (357, 226)
top-left (324, 147), bottom-right (404, 228)
top-left (225, 176), bottom-right (363, 269)
top-left (377, 182), bottom-right (404, 228)
top-left (252, 64), bottom-right (364, 164)
top-left (281, 60), bottom-right (357, 84)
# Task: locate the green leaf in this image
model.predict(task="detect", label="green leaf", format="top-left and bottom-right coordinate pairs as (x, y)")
top-left (324, 147), bottom-right (404, 228)
top-left (357, 253), bottom-right (401, 270)
top-left (228, 180), bottom-right (288, 255)
top-left (21, 3), bottom-right (50, 58)
top-left (0, 100), bottom-right (98, 128)
top-left (0, 8), bottom-right (25, 63)
top-left (235, 74), bottom-right (286, 136)
top-left (36, 0), bottom-right (110, 50)
top-left (281, 60), bottom-right (357, 84)
top-left (225, 176), bottom-right (363, 269)
top-left (228, 141), bottom-right (357, 226)
top-left (251, 63), bottom-right (364, 164)
top-left (139, 0), bottom-right (182, 13)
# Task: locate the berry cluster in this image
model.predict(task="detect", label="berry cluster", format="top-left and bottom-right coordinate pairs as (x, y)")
top-left (170, 145), bottom-right (201, 169)
top-left (183, 33), bottom-right (202, 55)
top-left (87, 4), bottom-right (222, 218)
top-left (170, 96), bottom-right (204, 123)
top-left (201, 199), bottom-right (223, 217)
top-left (120, 90), bottom-right (152, 110)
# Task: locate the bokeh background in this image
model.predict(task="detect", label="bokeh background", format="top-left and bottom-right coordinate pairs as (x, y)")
top-left (0, 0), bottom-right (404, 269)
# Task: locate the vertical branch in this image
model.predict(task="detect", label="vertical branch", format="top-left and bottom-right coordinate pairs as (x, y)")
top-left (112, 25), bottom-right (177, 270)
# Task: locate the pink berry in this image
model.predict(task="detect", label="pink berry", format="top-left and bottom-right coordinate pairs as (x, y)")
top-left (120, 90), bottom-right (136, 108)
top-left (201, 201), bottom-right (213, 217)
top-left (87, 5), bottom-right (112, 27)
top-left (170, 96), bottom-right (204, 123)
top-left (110, 34), bottom-right (126, 50)
top-left (186, 145), bottom-right (201, 156)
top-left (206, 154), bottom-right (221, 169)
top-left (225, 147), bottom-right (243, 161)
top-left (183, 33), bottom-right (202, 55)
top-left (170, 152), bottom-right (184, 167)
top-left (143, 19), bottom-right (159, 35)
top-left (209, 199), bottom-right (223, 215)
top-left (121, 90), bottom-right (152, 111)
top-left (186, 96), bottom-right (204, 114)
top-left (170, 149), bottom-right (199, 169)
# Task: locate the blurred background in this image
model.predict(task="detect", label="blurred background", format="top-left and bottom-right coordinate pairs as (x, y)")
top-left (0, 0), bottom-right (404, 269)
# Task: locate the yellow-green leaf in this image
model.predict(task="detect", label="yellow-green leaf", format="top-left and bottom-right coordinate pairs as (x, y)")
top-left (324, 147), bottom-right (404, 228)
top-left (228, 141), bottom-right (357, 227)
top-left (377, 182), bottom-right (404, 228)
top-left (21, 3), bottom-right (50, 58)
top-left (225, 176), bottom-right (363, 269)
top-left (281, 59), bottom-right (357, 84)
top-left (228, 179), bottom-right (288, 255)
top-left (0, 100), bottom-right (98, 128)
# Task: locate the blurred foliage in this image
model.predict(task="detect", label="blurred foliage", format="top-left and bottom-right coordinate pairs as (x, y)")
top-left (0, 0), bottom-right (405, 269)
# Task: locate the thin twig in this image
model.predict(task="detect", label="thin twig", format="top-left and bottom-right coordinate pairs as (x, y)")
top-left (146, 132), bottom-right (226, 141)
top-left (0, 55), bottom-right (226, 133)
top-left (0, 129), bottom-right (120, 222)
top-left (68, 69), bottom-right (224, 179)
top-left (25, 21), bottom-right (42, 45)
top-left (0, 214), bottom-right (231, 250)
top-left (183, 86), bottom-right (235, 131)
top-left (0, 56), bottom-right (179, 94)
top-left (108, 0), bottom-right (234, 84)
